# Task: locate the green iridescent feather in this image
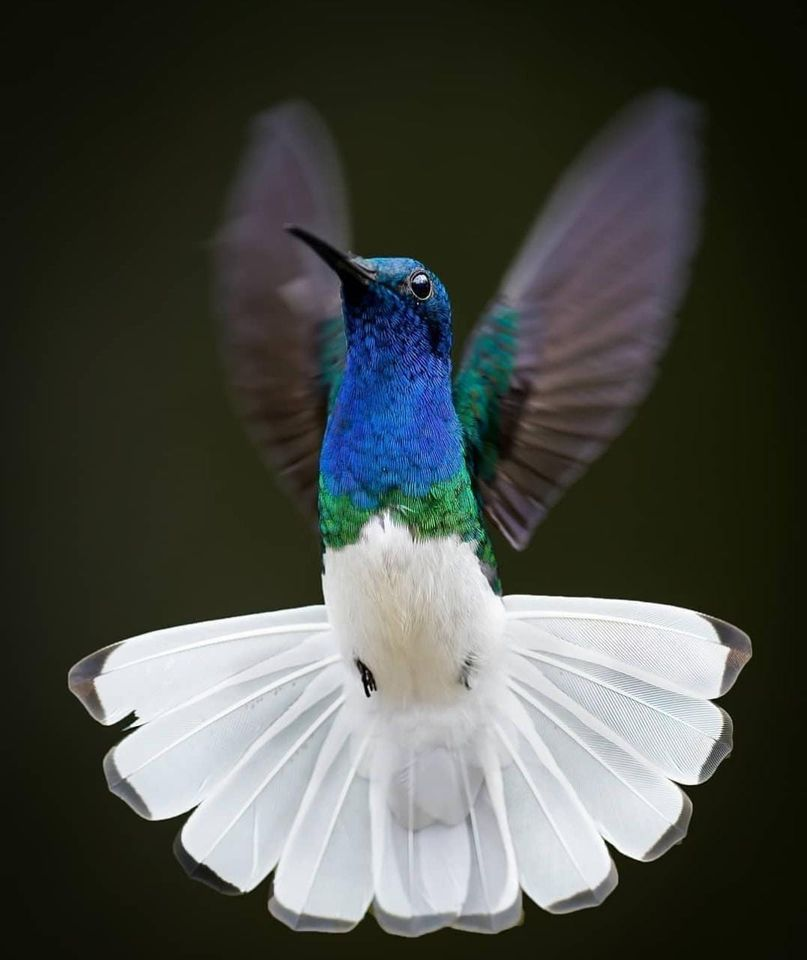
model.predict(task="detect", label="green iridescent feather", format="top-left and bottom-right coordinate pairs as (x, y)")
top-left (453, 305), bottom-right (519, 484)
top-left (318, 314), bottom-right (347, 413)
top-left (319, 472), bottom-right (500, 592)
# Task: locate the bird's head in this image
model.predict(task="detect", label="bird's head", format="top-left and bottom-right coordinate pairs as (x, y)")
top-left (287, 226), bottom-right (452, 365)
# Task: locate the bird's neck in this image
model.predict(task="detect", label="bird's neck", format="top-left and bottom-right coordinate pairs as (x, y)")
top-left (318, 347), bottom-right (481, 550)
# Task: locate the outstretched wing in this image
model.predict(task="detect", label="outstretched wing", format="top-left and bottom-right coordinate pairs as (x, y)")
top-left (216, 101), bottom-right (349, 520)
top-left (454, 91), bottom-right (703, 549)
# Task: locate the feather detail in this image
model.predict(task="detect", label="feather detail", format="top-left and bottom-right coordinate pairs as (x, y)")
top-left (68, 605), bottom-right (331, 726)
top-left (176, 668), bottom-right (345, 893)
top-left (103, 633), bottom-right (339, 820)
top-left (496, 698), bottom-right (617, 912)
top-left (269, 710), bottom-right (374, 931)
top-left (453, 740), bottom-right (522, 932)
top-left (507, 655), bottom-right (691, 860)
top-left (504, 595), bottom-right (751, 698)
top-left (370, 742), bottom-right (473, 935)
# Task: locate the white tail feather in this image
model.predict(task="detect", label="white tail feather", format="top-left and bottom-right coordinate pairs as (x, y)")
top-left (69, 594), bottom-right (749, 935)
top-left (269, 711), bottom-right (374, 931)
top-left (504, 595), bottom-right (750, 698)
top-left (497, 700), bottom-right (617, 912)
top-left (103, 634), bottom-right (340, 820)
top-left (453, 745), bottom-right (522, 933)
top-left (177, 669), bottom-right (344, 892)
top-left (370, 744), bottom-right (472, 935)
top-left (507, 655), bottom-right (691, 860)
top-left (68, 605), bottom-right (331, 725)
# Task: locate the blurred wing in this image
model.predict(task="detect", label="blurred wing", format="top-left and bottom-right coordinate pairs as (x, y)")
top-left (454, 91), bottom-right (703, 549)
top-left (216, 101), bottom-right (349, 519)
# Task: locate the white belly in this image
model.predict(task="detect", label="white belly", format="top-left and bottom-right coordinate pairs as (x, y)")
top-left (322, 514), bottom-right (505, 707)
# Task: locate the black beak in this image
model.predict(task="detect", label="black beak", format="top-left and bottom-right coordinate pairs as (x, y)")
top-left (285, 225), bottom-right (376, 287)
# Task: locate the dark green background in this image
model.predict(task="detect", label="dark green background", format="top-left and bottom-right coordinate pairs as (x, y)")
top-left (7, 1), bottom-right (801, 957)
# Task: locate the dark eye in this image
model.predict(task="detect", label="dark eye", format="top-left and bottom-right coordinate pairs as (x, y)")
top-left (408, 271), bottom-right (433, 301)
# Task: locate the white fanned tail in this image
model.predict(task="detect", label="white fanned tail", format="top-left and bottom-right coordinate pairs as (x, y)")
top-left (69, 595), bottom-right (749, 935)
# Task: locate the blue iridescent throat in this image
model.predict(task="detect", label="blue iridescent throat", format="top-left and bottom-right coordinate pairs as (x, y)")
top-left (320, 345), bottom-right (464, 510)
top-left (319, 256), bottom-right (465, 510)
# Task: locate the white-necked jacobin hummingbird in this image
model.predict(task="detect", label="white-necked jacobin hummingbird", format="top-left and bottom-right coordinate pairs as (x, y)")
top-left (69, 91), bottom-right (751, 936)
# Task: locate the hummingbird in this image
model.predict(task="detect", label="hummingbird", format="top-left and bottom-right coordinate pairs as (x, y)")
top-left (69, 91), bottom-right (750, 936)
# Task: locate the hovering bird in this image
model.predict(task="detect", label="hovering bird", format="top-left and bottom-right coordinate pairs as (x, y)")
top-left (69, 92), bottom-right (750, 935)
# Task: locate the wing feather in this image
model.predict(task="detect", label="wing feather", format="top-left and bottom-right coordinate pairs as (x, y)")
top-left (216, 102), bottom-right (348, 518)
top-left (455, 91), bottom-right (703, 548)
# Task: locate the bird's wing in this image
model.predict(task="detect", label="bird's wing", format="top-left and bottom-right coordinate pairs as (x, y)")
top-left (216, 101), bottom-right (349, 520)
top-left (453, 91), bottom-right (704, 550)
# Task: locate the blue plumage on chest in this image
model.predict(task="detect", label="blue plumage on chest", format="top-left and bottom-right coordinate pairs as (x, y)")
top-left (321, 357), bottom-right (464, 510)
top-left (318, 255), bottom-right (466, 510)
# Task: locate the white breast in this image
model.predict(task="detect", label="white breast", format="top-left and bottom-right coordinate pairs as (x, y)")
top-left (322, 513), bottom-right (505, 707)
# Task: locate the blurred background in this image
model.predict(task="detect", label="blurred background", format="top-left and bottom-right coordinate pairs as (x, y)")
top-left (6, 1), bottom-right (801, 957)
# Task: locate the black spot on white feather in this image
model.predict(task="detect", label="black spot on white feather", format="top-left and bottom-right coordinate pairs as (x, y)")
top-left (371, 903), bottom-right (459, 937)
top-left (173, 833), bottom-right (243, 895)
top-left (703, 614), bottom-right (752, 696)
top-left (460, 654), bottom-right (478, 690)
top-left (355, 658), bottom-right (377, 697)
top-left (103, 750), bottom-right (152, 819)
top-left (68, 646), bottom-right (116, 723)
top-left (697, 708), bottom-right (734, 782)
top-left (452, 896), bottom-right (525, 934)
top-left (269, 896), bottom-right (358, 932)
top-left (641, 794), bottom-right (693, 861)
top-left (546, 861), bottom-right (618, 914)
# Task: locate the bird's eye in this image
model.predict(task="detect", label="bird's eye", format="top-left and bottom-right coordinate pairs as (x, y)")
top-left (408, 271), bottom-right (433, 301)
